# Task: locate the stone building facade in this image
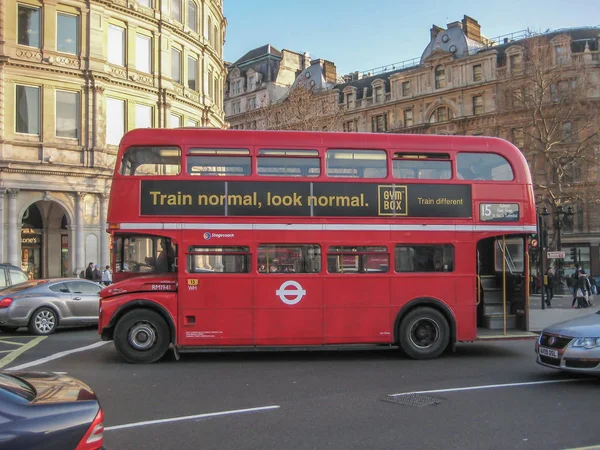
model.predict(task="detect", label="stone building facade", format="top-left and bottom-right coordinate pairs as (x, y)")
top-left (0, 0), bottom-right (226, 279)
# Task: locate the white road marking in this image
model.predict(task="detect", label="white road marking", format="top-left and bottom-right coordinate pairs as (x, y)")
top-left (105, 405), bottom-right (281, 431)
top-left (389, 378), bottom-right (583, 397)
top-left (6, 341), bottom-right (109, 370)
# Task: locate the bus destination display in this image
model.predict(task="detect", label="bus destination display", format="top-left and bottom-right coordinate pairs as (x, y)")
top-left (140, 181), bottom-right (472, 218)
top-left (479, 203), bottom-right (519, 222)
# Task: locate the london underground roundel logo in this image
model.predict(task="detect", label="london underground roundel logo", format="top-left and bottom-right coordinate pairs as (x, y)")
top-left (276, 280), bottom-right (306, 305)
top-left (204, 232), bottom-right (211, 240)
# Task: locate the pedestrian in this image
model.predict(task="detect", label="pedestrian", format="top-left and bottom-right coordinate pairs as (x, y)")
top-left (570, 265), bottom-right (580, 308)
top-left (93, 264), bottom-right (103, 282)
top-left (85, 262), bottom-right (94, 280)
top-left (102, 265), bottom-right (112, 286)
top-left (573, 268), bottom-right (591, 308)
top-left (544, 268), bottom-right (554, 307)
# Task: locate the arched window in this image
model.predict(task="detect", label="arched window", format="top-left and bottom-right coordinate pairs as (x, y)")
top-left (187, 0), bottom-right (198, 32)
top-left (213, 25), bottom-right (219, 53)
top-left (435, 65), bottom-right (446, 89)
top-left (214, 77), bottom-right (219, 104)
top-left (207, 16), bottom-right (212, 45)
top-left (429, 106), bottom-right (454, 124)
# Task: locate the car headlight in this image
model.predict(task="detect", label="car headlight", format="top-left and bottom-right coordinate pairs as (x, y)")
top-left (571, 337), bottom-right (600, 349)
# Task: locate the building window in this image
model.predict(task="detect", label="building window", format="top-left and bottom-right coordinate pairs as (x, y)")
top-left (16, 85), bottom-right (40, 135)
top-left (207, 16), bottom-right (213, 45)
top-left (18, 5), bottom-right (41, 48)
top-left (512, 128), bottom-right (525, 148)
top-left (249, 75), bottom-right (256, 91)
top-left (509, 54), bottom-right (522, 72)
top-left (207, 69), bottom-right (213, 98)
top-left (171, 48), bottom-right (181, 83)
top-left (371, 114), bottom-right (387, 132)
top-left (232, 101), bottom-right (241, 114)
top-left (170, 113), bottom-right (182, 128)
top-left (473, 64), bottom-right (482, 82)
top-left (247, 97), bottom-right (256, 110)
top-left (429, 106), bottom-right (453, 123)
top-left (108, 24), bottom-right (125, 66)
top-left (402, 81), bottom-right (411, 97)
top-left (374, 86), bottom-right (383, 103)
top-left (135, 104), bottom-right (153, 129)
top-left (562, 121), bottom-right (573, 143)
top-left (403, 109), bottom-right (413, 127)
top-left (472, 95), bottom-right (484, 115)
top-left (106, 98), bottom-right (125, 145)
top-left (171, 0), bottom-right (181, 22)
top-left (555, 45), bottom-right (568, 65)
top-left (214, 77), bottom-right (219, 104)
top-left (187, 56), bottom-right (197, 91)
top-left (187, 1), bottom-right (198, 32)
top-left (135, 34), bottom-right (152, 73)
top-left (56, 90), bottom-right (79, 139)
top-left (343, 120), bottom-right (356, 132)
top-left (232, 80), bottom-right (241, 96)
top-left (186, 119), bottom-right (198, 127)
top-left (137, 0), bottom-right (151, 7)
top-left (57, 13), bottom-right (79, 54)
top-left (213, 25), bottom-right (219, 53)
top-left (435, 65), bottom-right (446, 89)
top-left (345, 92), bottom-right (353, 108)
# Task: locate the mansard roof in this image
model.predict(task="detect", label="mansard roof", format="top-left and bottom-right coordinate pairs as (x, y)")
top-left (232, 44), bottom-right (283, 66)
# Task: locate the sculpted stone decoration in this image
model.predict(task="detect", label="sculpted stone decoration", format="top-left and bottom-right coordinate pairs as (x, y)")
top-left (16, 49), bottom-right (42, 62)
top-left (55, 55), bottom-right (81, 69)
top-left (108, 65), bottom-right (127, 79)
top-left (7, 189), bottom-right (19, 199)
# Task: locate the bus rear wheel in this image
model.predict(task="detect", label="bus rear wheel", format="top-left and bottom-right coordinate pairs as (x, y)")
top-left (114, 310), bottom-right (170, 364)
top-left (398, 307), bottom-right (449, 360)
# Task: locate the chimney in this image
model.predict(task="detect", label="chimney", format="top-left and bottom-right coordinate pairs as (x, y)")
top-left (462, 15), bottom-right (482, 43)
top-left (303, 51), bottom-right (311, 69)
top-left (446, 21), bottom-right (462, 29)
top-left (322, 60), bottom-right (337, 84)
top-left (430, 25), bottom-right (444, 40)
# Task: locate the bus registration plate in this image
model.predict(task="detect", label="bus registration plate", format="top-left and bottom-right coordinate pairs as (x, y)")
top-left (539, 347), bottom-right (559, 359)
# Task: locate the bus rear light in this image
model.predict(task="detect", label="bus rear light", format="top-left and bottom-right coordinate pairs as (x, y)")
top-left (0, 298), bottom-right (13, 308)
top-left (108, 223), bottom-right (120, 230)
top-left (75, 407), bottom-right (104, 450)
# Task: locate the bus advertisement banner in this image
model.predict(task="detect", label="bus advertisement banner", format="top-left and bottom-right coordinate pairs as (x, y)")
top-left (140, 180), bottom-right (472, 218)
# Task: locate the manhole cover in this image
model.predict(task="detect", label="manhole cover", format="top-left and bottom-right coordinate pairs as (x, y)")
top-left (381, 393), bottom-right (443, 407)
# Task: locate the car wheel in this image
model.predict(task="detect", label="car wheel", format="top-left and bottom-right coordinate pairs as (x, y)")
top-left (114, 309), bottom-right (170, 364)
top-left (0, 326), bottom-right (18, 333)
top-left (398, 307), bottom-right (450, 360)
top-left (28, 307), bottom-right (58, 335)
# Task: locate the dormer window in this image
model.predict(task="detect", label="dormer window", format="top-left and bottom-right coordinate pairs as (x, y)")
top-left (374, 86), bottom-right (383, 103)
top-left (232, 80), bottom-right (241, 96)
top-left (555, 45), bottom-right (569, 65)
top-left (249, 75), bottom-right (256, 91)
top-left (345, 92), bottom-right (354, 108)
top-left (435, 65), bottom-right (446, 89)
top-left (509, 54), bottom-right (522, 73)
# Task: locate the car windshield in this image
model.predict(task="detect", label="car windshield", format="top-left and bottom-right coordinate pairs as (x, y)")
top-left (0, 281), bottom-right (44, 294)
top-left (0, 373), bottom-right (36, 401)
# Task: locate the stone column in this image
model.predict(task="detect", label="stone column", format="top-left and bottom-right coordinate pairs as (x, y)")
top-left (69, 224), bottom-right (77, 277)
top-left (6, 189), bottom-right (19, 266)
top-left (75, 192), bottom-right (85, 273)
top-left (0, 189), bottom-right (5, 263)
top-left (99, 194), bottom-right (109, 267)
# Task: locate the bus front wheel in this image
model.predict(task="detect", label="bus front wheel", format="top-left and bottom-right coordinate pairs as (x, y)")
top-left (114, 309), bottom-right (170, 364)
top-left (398, 307), bottom-right (449, 360)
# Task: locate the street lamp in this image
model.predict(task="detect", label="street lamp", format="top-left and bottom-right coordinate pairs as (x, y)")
top-left (541, 205), bottom-right (574, 294)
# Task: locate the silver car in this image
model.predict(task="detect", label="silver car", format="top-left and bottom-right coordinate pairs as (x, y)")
top-left (536, 310), bottom-right (600, 373)
top-left (0, 278), bottom-right (103, 335)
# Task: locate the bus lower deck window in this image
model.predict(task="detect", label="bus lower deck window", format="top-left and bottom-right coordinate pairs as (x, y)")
top-left (257, 245), bottom-right (321, 273)
top-left (187, 246), bottom-right (250, 273)
top-left (395, 245), bottom-right (454, 272)
top-left (327, 246), bottom-right (389, 273)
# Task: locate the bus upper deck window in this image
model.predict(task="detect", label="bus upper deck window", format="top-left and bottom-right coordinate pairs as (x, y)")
top-left (257, 149), bottom-right (320, 177)
top-left (120, 147), bottom-right (181, 176)
top-left (187, 149), bottom-right (251, 176)
top-left (326, 149), bottom-right (387, 178)
top-left (393, 153), bottom-right (451, 180)
top-left (457, 153), bottom-right (514, 181)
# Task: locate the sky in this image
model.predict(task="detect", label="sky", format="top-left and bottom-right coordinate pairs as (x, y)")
top-left (223, 0), bottom-right (600, 76)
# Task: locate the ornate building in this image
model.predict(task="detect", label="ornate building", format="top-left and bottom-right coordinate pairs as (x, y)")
top-left (0, 0), bottom-right (226, 279)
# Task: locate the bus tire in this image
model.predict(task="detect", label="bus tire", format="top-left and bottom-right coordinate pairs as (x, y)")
top-left (114, 309), bottom-right (170, 364)
top-left (398, 307), bottom-right (449, 360)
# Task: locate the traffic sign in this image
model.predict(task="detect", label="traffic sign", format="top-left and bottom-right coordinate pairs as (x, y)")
top-left (530, 239), bottom-right (538, 248)
top-left (547, 251), bottom-right (565, 259)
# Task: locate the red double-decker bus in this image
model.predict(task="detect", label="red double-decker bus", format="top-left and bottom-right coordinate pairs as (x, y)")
top-left (99, 128), bottom-right (537, 363)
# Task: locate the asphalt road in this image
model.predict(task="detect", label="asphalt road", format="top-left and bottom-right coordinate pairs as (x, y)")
top-left (1, 328), bottom-right (599, 450)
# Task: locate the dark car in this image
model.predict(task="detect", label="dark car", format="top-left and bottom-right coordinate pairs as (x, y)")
top-left (0, 264), bottom-right (28, 289)
top-left (0, 371), bottom-right (104, 449)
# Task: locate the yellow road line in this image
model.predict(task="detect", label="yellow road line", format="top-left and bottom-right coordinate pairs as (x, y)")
top-left (0, 336), bottom-right (47, 369)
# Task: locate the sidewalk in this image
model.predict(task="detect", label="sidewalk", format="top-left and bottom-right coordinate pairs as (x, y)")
top-left (529, 293), bottom-right (599, 332)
